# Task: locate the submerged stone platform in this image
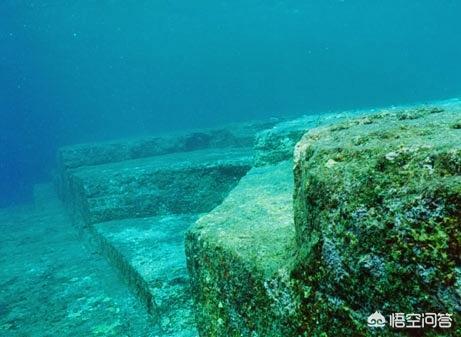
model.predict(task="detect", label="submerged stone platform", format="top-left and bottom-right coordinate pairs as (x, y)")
top-left (66, 147), bottom-right (253, 225)
top-left (185, 99), bottom-right (461, 337)
top-left (56, 121), bottom-right (278, 205)
top-left (53, 121), bottom-right (270, 335)
top-left (91, 215), bottom-right (200, 336)
top-left (186, 161), bottom-right (297, 337)
top-left (45, 99), bottom-right (460, 336)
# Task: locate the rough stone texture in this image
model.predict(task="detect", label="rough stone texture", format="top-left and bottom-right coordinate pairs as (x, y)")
top-left (67, 148), bottom-right (253, 225)
top-left (56, 120), bottom-right (277, 202)
top-left (0, 184), bottom-right (160, 337)
top-left (185, 161), bottom-right (297, 337)
top-left (58, 121), bottom-right (276, 170)
top-left (92, 215), bottom-right (200, 337)
top-left (53, 123), bottom-right (262, 334)
top-left (254, 109), bottom-right (368, 167)
top-left (186, 99), bottom-right (461, 337)
top-left (293, 101), bottom-right (461, 336)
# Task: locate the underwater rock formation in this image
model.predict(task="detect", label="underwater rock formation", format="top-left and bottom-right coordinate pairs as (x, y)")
top-left (0, 184), bottom-right (159, 337)
top-left (254, 109), bottom-right (369, 167)
top-left (54, 121), bottom-right (268, 335)
top-left (91, 215), bottom-right (200, 335)
top-left (293, 104), bottom-right (460, 336)
top-left (56, 121), bottom-right (277, 203)
top-left (186, 161), bottom-right (297, 337)
top-left (186, 100), bottom-right (461, 337)
top-left (64, 148), bottom-right (252, 225)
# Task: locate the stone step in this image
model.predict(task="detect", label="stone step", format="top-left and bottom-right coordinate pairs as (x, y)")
top-left (292, 100), bottom-right (461, 335)
top-left (65, 147), bottom-right (253, 226)
top-left (91, 214), bottom-right (200, 336)
top-left (185, 98), bottom-right (461, 337)
top-left (185, 160), bottom-right (297, 337)
top-left (56, 120), bottom-right (278, 203)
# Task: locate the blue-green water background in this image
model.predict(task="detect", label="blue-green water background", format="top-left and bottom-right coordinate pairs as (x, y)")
top-left (1, 0), bottom-right (461, 207)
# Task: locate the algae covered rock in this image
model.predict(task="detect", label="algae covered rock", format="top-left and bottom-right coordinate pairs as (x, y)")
top-left (92, 215), bottom-right (200, 336)
top-left (67, 148), bottom-right (253, 225)
top-left (293, 103), bottom-right (460, 336)
top-left (186, 100), bottom-right (460, 337)
top-left (58, 121), bottom-right (276, 170)
top-left (56, 120), bottom-right (277, 203)
top-left (186, 161), bottom-right (297, 337)
top-left (254, 109), bottom-right (368, 167)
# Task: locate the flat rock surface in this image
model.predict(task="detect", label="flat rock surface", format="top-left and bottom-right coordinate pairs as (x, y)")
top-left (68, 147), bottom-right (253, 224)
top-left (71, 147), bottom-right (253, 178)
top-left (254, 108), bottom-right (369, 166)
top-left (93, 215), bottom-right (200, 337)
top-left (58, 120), bottom-right (277, 170)
top-left (189, 161), bottom-right (295, 275)
top-left (0, 186), bottom-right (161, 337)
top-left (186, 161), bottom-right (297, 337)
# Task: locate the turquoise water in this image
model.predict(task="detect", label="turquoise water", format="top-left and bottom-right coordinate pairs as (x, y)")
top-left (0, 2), bottom-right (460, 336)
top-left (1, 1), bottom-right (461, 206)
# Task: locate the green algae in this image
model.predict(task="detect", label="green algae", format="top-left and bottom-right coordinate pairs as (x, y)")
top-left (293, 104), bottom-right (461, 336)
top-left (186, 101), bottom-right (460, 337)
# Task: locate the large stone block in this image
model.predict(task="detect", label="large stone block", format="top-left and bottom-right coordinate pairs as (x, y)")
top-left (67, 148), bottom-right (253, 225)
top-left (186, 99), bottom-right (460, 337)
top-left (185, 161), bottom-right (297, 337)
top-left (56, 120), bottom-right (278, 202)
top-left (293, 101), bottom-right (461, 336)
top-left (254, 109), bottom-right (368, 167)
top-left (91, 215), bottom-right (200, 336)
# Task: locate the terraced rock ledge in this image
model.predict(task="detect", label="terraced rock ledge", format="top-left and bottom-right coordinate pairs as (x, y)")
top-left (55, 122), bottom-right (270, 335)
top-left (185, 99), bottom-right (461, 337)
top-left (65, 148), bottom-right (253, 225)
top-left (53, 100), bottom-right (460, 336)
top-left (56, 121), bottom-right (277, 205)
top-left (91, 215), bottom-right (200, 336)
top-left (186, 161), bottom-right (296, 337)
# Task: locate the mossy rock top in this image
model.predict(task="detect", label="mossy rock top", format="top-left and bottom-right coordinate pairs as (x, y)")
top-left (293, 102), bottom-right (460, 336)
top-left (295, 104), bottom-right (460, 167)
